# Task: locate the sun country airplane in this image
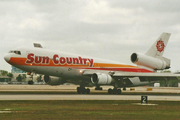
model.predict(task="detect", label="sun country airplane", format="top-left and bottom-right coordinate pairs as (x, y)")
top-left (4, 32), bottom-right (180, 94)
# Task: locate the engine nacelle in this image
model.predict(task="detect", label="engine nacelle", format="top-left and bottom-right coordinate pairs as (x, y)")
top-left (91, 73), bottom-right (113, 85)
top-left (131, 53), bottom-right (170, 70)
top-left (44, 75), bottom-right (65, 85)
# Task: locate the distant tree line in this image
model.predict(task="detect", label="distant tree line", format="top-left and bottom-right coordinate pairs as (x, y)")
top-left (0, 70), bottom-right (13, 81)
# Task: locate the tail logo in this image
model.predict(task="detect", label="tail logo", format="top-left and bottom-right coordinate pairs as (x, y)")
top-left (156, 39), bottom-right (165, 52)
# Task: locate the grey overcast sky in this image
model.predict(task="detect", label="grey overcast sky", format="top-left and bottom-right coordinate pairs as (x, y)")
top-left (1, 0), bottom-right (180, 72)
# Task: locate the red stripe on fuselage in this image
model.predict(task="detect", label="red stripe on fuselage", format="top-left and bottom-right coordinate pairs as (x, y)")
top-left (76, 67), bottom-right (154, 73)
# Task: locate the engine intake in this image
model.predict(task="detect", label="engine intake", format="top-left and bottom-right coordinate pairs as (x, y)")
top-left (44, 75), bottom-right (65, 85)
top-left (91, 73), bottom-right (113, 85)
top-left (131, 53), bottom-right (170, 70)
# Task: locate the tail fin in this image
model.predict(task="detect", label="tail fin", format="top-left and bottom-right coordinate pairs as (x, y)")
top-left (145, 32), bottom-right (171, 57)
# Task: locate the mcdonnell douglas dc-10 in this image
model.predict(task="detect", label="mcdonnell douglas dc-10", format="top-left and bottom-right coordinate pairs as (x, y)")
top-left (4, 33), bottom-right (180, 94)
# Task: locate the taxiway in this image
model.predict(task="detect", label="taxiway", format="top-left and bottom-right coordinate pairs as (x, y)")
top-left (0, 94), bottom-right (180, 101)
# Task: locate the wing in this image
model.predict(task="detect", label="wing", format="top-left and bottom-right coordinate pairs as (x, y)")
top-left (83, 70), bottom-right (180, 81)
top-left (113, 71), bottom-right (180, 81)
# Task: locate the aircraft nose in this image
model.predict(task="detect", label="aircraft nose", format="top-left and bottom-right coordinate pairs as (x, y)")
top-left (4, 54), bottom-right (10, 62)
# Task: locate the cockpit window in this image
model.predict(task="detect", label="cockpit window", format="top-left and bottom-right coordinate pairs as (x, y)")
top-left (9, 51), bottom-right (13, 53)
top-left (9, 50), bottom-right (21, 55)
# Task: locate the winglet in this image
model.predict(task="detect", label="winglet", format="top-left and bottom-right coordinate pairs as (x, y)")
top-left (33, 43), bottom-right (43, 48)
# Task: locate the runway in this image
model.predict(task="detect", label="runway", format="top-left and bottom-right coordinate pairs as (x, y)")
top-left (0, 94), bottom-right (180, 101)
top-left (0, 85), bottom-right (180, 101)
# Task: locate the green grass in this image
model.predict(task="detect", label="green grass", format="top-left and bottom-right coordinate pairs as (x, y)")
top-left (0, 100), bottom-right (180, 120)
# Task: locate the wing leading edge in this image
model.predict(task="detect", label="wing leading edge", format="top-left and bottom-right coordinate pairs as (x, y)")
top-left (83, 70), bottom-right (180, 81)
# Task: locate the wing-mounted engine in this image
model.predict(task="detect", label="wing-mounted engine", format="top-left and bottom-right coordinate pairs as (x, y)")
top-left (44, 75), bottom-right (66, 85)
top-left (131, 53), bottom-right (170, 70)
top-left (91, 73), bottom-right (113, 85)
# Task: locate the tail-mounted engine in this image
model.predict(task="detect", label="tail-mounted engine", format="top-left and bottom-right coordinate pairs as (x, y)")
top-left (131, 53), bottom-right (170, 70)
top-left (44, 75), bottom-right (66, 85)
top-left (91, 73), bottom-right (113, 85)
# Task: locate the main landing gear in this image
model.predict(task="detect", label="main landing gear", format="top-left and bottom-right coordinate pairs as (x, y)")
top-left (77, 86), bottom-right (90, 94)
top-left (77, 87), bottom-right (90, 94)
top-left (108, 88), bottom-right (122, 94)
top-left (77, 80), bottom-right (90, 94)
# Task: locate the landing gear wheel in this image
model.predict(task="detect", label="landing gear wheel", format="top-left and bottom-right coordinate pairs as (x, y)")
top-left (117, 89), bottom-right (122, 94)
top-left (77, 87), bottom-right (81, 94)
top-left (108, 88), bottom-right (113, 94)
top-left (123, 87), bottom-right (126, 91)
top-left (108, 88), bottom-right (121, 94)
top-left (82, 88), bottom-right (86, 94)
top-left (113, 88), bottom-right (117, 94)
top-left (77, 87), bottom-right (90, 94)
top-left (86, 88), bottom-right (90, 94)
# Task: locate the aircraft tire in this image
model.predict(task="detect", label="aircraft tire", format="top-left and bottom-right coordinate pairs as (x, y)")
top-left (81, 88), bottom-right (86, 94)
top-left (86, 88), bottom-right (90, 94)
top-left (77, 87), bottom-right (81, 94)
top-left (113, 89), bottom-right (117, 94)
top-left (77, 87), bottom-right (90, 94)
top-left (117, 89), bottom-right (122, 94)
top-left (109, 88), bottom-right (122, 94)
top-left (108, 88), bottom-right (113, 94)
top-left (123, 87), bottom-right (126, 91)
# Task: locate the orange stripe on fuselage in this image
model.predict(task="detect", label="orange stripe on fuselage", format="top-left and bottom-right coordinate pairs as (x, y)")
top-left (9, 57), bottom-right (153, 73)
top-left (94, 63), bottom-right (137, 68)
